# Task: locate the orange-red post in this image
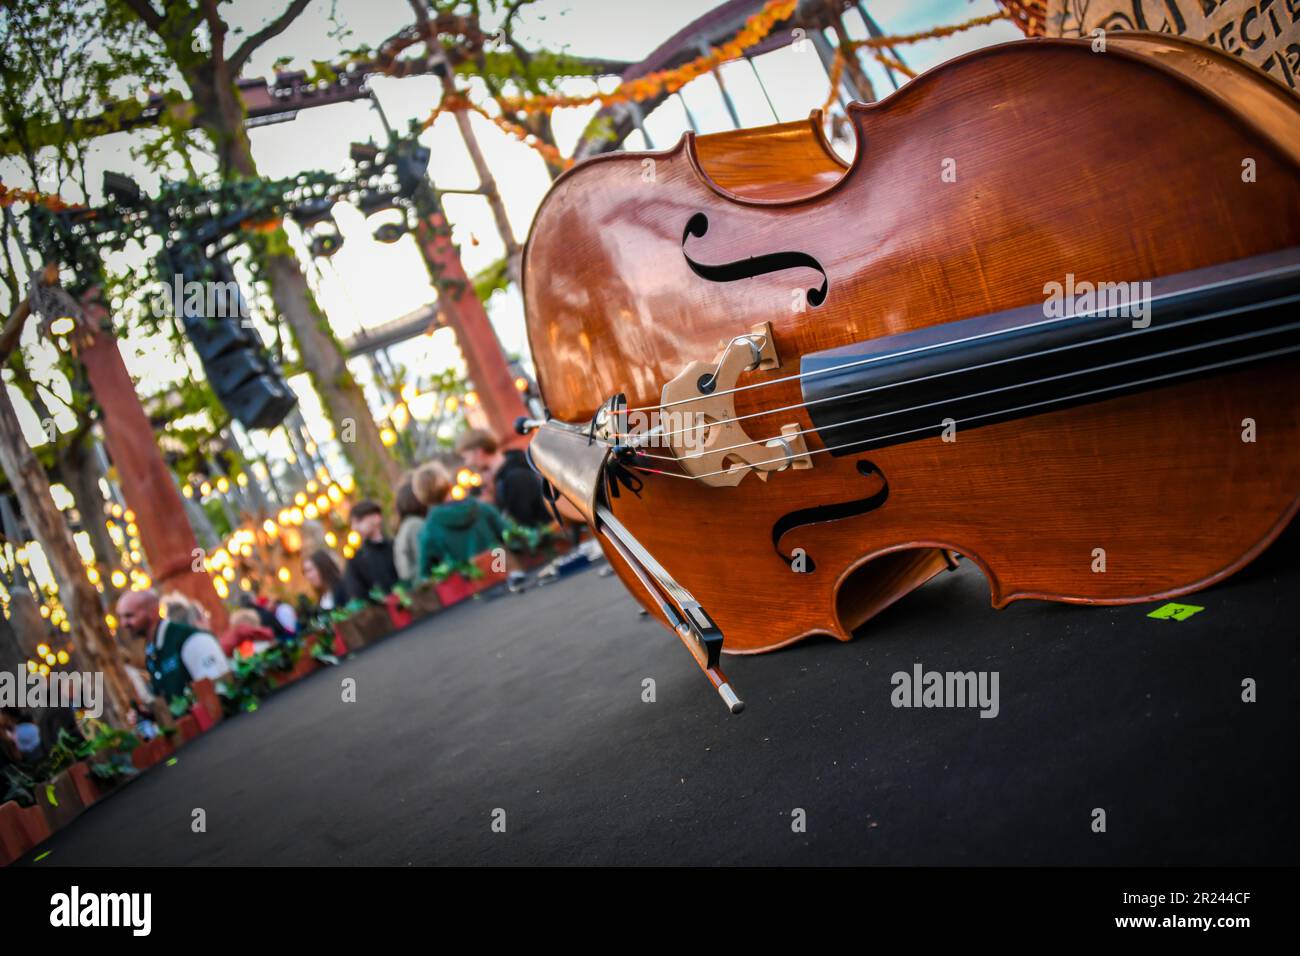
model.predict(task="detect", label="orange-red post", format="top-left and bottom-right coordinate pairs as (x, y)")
top-left (415, 212), bottom-right (529, 446)
top-left (76, 297), bottom-right (228, 631)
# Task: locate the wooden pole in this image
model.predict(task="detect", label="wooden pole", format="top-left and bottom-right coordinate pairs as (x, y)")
top-left (414, 211), bottom-right (529, 446)
top-left (72, 293), bottom-right (228, 632)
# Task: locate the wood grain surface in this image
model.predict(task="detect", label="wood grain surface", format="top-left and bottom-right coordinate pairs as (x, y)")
top-left (522, 35), bottom-right (1300, 653)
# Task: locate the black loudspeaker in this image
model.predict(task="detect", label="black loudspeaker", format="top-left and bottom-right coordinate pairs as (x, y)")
top-left (161, 248), bottom-right (297, 430)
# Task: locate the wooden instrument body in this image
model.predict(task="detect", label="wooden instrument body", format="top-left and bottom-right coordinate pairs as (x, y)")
top-left (522, 36), bottom-right (1300, 654)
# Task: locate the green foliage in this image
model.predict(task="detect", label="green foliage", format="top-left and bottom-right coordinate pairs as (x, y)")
top-left (0, 725), bottom-right (142, 805)
top-left (215, 629), bottom-right (336, 714)
top-left (3, 765), bottom-right (36, 806)
top-left (502, 520), bottom-right (558, 554)
top-left (168, 689), bottom-right (195, 718)
top-left (0, 1), bottom-right (173, 161)
top-left (472, 256), bottom-right (510, 303)
top-left (426, 558), bottom-right (483, 583)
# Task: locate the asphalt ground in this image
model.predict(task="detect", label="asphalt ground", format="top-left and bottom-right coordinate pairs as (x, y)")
top-left (20, 525), bottom-right (1298, 866)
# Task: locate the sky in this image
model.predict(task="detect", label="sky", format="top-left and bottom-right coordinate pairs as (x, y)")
top-left (1, 0), bottom-right (1022, 518)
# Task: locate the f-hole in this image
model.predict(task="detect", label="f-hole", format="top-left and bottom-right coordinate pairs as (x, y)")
top-left (681, 212), bottom-right (828, 307)
top-left (771, 460), bottom-right (889, 572)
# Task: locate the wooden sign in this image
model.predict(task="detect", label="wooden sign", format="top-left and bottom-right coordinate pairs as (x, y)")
top-left (1045, 0), bottom-right (1300, 90)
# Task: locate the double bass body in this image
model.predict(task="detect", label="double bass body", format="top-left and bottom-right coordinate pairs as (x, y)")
top-left (522, 35), bottom-right (1300, 655)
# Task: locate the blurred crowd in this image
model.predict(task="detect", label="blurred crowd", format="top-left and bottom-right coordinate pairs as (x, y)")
top-left (99, 427), bottom-right (560, 733)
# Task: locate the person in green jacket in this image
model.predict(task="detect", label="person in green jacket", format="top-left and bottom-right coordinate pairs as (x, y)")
top-left (413, 463), bottom-right (508, 578)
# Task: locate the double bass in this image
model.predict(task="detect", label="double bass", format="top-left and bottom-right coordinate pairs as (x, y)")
top-left (519, 34), bottom-right (1300, 712)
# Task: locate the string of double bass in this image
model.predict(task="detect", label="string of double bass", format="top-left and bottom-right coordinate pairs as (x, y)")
top-left (626, 298), bottom-right (1300, 461)
top-left (619, 338), bottom-right (1300, 482)
top-left (609, 258), bottom-right (1300, 433)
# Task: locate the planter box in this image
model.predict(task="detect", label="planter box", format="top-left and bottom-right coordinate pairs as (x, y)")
top-left (331, 628), bottom-right (348, 656)
top-left (130, 735), bottom-right (175, 771)
top-left (18, 801), bottom-right (50, 848)
top-left (434, 573), bottom-right (476, 607)
top-left (408, 582), bottom-right (443, 619)
top-left (513, 535), bottom-right (574, 571)
top-left (385, 592), bottom-right (414, 630)
top-left (177, 714), bottom-right (202, 743)
top-left (274, 653), bottom-right (319, 687)
top-left (1, 800), bottom-right (52, 866)
top-left (337, 604), bottom-right (392, 651)
top-left (39, 769), bottom-right (86, 831)
top-left (424, 550), bottom-right (510, 607)
top-left (470, 550), bottom-right (509, 593)
top-left (65, 761), bottom-right (100, 808)
top-left (130, 738), bottom-right (161, 771)
top-left (191, 678), bottom-right (223, 729)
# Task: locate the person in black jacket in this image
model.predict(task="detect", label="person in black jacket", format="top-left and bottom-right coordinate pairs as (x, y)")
top-left (343, 500), bottom-right (400, 602)
top-left (455, 429), bottom-right (551, 527)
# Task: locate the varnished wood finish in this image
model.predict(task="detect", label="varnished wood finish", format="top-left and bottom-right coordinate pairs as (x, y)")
top-left (691, 110), bottom-right (847, 202)
top-left (522, 36), bottom-right (1300, 654)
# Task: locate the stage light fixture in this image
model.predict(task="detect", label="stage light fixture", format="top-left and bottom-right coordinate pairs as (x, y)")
top-left (350, 141), bottom-right (381, 165)
top-left (372, 221), bottom-right (407, 244)
top-left (309, 223), bottom-right (344, 258)
top-left (103, 170), bottom-right (142, 206)
top-left (289, 197), bottom-right (337, 227)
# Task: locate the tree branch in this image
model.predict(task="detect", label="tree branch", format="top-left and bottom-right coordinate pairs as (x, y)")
top-left (228, 0), bottom-right (314, 76)
top-left (0, 263), bottom-right (58, 361)
top-left (119, 0), bottom-right (165, 33)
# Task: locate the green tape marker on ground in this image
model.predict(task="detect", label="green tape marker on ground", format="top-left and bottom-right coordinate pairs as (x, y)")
top-left (166, 757), bottom-right (178, 766)
top-left (34, 850), bottom-right (50, 862)
top-left (1148, 602), bottom-right (1205, 621)
top-left (45, 784), bottom-right (57, 807)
